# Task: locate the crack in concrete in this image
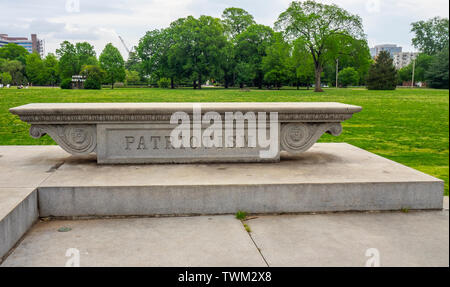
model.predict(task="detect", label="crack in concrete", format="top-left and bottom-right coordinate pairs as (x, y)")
top-left (241, 220), bottom-right (270, 267)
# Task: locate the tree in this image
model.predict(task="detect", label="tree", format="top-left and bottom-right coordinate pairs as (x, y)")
top-left (56, 41), bottom-right (78, 80)
top-left (125, 70), bottom-right (140, 85)
top-left (81, 65), bottom-right (105, 89)
top-left (235, 24), bottom-right (274, 88)
top-left (137, 29), bottom-right (167, 81)
top-left (0, 72), bottom-right (12, 85)
top-left (324, 36), bottom-right (371, 86)
top-left (338, 67), bottom-right (359, 87)
top-left (25, 53), bottom-right (45, 85)
top-left (290, 38), bottom-right (315, 89)
top-left (263, 33), bottom-right (290, 89)
top-left (75, 42), bottom-right (97, 70)
top-left (1, 60), bottom-right (24, 85)
top-left (99, 43), bottom-right (125, 88)
top-left (125, 51), bottom-right (141, 73)
top-left (56, 41), bottom-right (98, 80)
top-left (275, 0), bottom-right (365, 92)
top-left (43, 53), bottom-right (60, 86)
top-left (366, 51), bottom-right (397, 90)
top-left (397, 53), bottom-right (433, 85)
top-left (411, 17), bottom-right (449, 55)
top-left (169, 16), bottom-right (227, 89)
top-left (0, 43), bottom-right (28, 64)
top-left (425, 46), bottom-right (449, 89)
top-left (221, 7), bottom-right (255, 40)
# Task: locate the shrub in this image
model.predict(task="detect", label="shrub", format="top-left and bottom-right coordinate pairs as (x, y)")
top-left (81, 65), bottom-right (105, 90)
top-left (157, 77), bottom-right (171, 88)
top-left (113, 82), bottom-right (125, 88)
top-left (338, 67), bottom-right (359, 87)
top-left (0, 72), bottom-right (12, 85)
top-left (125, 70), bottom-right (140, 86)
top-left (60, 78), bottom-right (72, 89)
top-left (366, 51), bottom-right (397, 90)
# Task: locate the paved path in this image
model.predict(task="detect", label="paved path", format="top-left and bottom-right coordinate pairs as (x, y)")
top-left (2, 206), bottom-right (448, 267)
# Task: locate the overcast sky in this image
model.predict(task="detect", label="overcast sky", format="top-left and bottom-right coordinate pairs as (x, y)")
top-left (1, 0), bottom-right (448, 58)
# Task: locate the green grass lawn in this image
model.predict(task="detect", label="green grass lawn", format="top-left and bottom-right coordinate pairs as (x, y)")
top-left (1, 86), bottom-right (448, 195)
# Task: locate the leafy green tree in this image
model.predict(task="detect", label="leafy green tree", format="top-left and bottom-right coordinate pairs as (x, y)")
top-left (397, 53), bottom-right (433, 84)
top-left (125, 70), bottom-right (140, 85)
top-left (221, 7), bottom-right (255, 40)
top-left (25, 53), bottom-right (45, 85)
top-left (56, 41), bottom-right (98, 80)
top-left (137, 29), bottom-right (168, 81)
top-left (425, 46), bottom-right (449, 89)
top-left (75, 42), bottom-right (97, 70)
top-left (1, 60), bottom-right (24, 85)
top-left (366, 51), bottom-right (397, 90)
top-left (263, 33), bottom-right (290, 89)
top-left (0, 43), bottom-right (28, 64)
top-left (81, 65), bottom-right (105, 89)
top-left (235, 24), bottom-right (274, 88)
top-left (324, 36), bottom-right (371, 86)
top-left (290, 38), bottom-right (315, 89)
top-left (218, 41), bottom-right (235, 88)
top-left (43, 53), bottom-right (60, 86)
top-left (275, 0), bottom-right (365, 92)
top-left (169, 16), bottom-right (227, 89)
top-left (99, 43), bottom-right (126, 89)
top-left (338, 67), bottom-right (359, 87)
top-left (411, 17), bottom-right (449, 55)
top-left (56, 41), bottom-right (78, 79)
top-left (125, 51), bottom-right (141, 73)
top-left (0, 72), bottom-right (12, 85)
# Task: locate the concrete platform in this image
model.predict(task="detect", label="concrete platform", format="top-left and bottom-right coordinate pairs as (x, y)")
top-left (35, 143), bottom-right (443, 216)
top-left (0, 146), bottom-right (68, 260)
top-left (247, 210), bottom-right (449, 267)
top-left (2, 210), bottom-right (448, 267)
top-left (1, 216), bottom-right (266, 267)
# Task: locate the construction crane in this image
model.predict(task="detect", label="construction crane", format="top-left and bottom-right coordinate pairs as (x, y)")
top-left (118, 35), bottom-right (132, 54)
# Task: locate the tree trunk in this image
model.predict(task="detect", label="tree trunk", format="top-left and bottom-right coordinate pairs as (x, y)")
top-left (198, 74), bottom-right (202, 89)
top-left (193, 80), bottom-right (196, 89)
top-left (224, 74), bottom-right (229, 89)
top-left (170, 77), bottom-right (174, 89)
top-left (314, 65), bottom-right (324, 92)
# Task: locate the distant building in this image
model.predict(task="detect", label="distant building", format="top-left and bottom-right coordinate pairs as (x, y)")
top-left (0, 34), bottom-right (44, 57)
top-left (393, 52), bottom-right (419, 69)
top-left (370, 44), bottom-right (402, 58)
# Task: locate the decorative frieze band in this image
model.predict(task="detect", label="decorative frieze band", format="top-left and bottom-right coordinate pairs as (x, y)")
top-left (19, 113), bottom-right (352, 123)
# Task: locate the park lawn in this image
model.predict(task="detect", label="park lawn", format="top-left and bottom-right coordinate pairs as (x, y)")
top-left (0, 87), bottom-right (448, 195)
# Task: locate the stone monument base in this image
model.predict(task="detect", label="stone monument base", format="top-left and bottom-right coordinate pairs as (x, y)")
top-left (33, 143), bottom-right (443, 217)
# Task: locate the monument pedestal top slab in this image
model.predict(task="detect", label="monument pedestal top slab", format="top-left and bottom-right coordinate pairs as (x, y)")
top-left (10, 102), bottom-right (362, 164)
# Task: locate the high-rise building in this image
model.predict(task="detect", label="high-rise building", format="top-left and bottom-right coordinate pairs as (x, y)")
top-left (370, 44), bottom-right (402, 58)
top-left (0, 34), bottom-right (44, 57)
top-left (393, 52), bottom-right (419, 69)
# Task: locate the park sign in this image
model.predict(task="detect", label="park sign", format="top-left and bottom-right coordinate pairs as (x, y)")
top-left (9, 102), bottom-right (362, 164)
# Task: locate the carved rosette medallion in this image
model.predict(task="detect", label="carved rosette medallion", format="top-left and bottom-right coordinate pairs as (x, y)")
top-left (30, 125), bottom-right (97, 155)
top-left (280, 122), bottom-right (343, 153)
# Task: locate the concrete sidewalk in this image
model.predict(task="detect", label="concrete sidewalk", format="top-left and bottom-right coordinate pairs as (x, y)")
top-left (2, 205), bottom-right (448, 267)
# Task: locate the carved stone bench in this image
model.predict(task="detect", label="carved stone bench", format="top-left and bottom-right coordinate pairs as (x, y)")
top-left (10, 102), bottom-right (362, 164)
